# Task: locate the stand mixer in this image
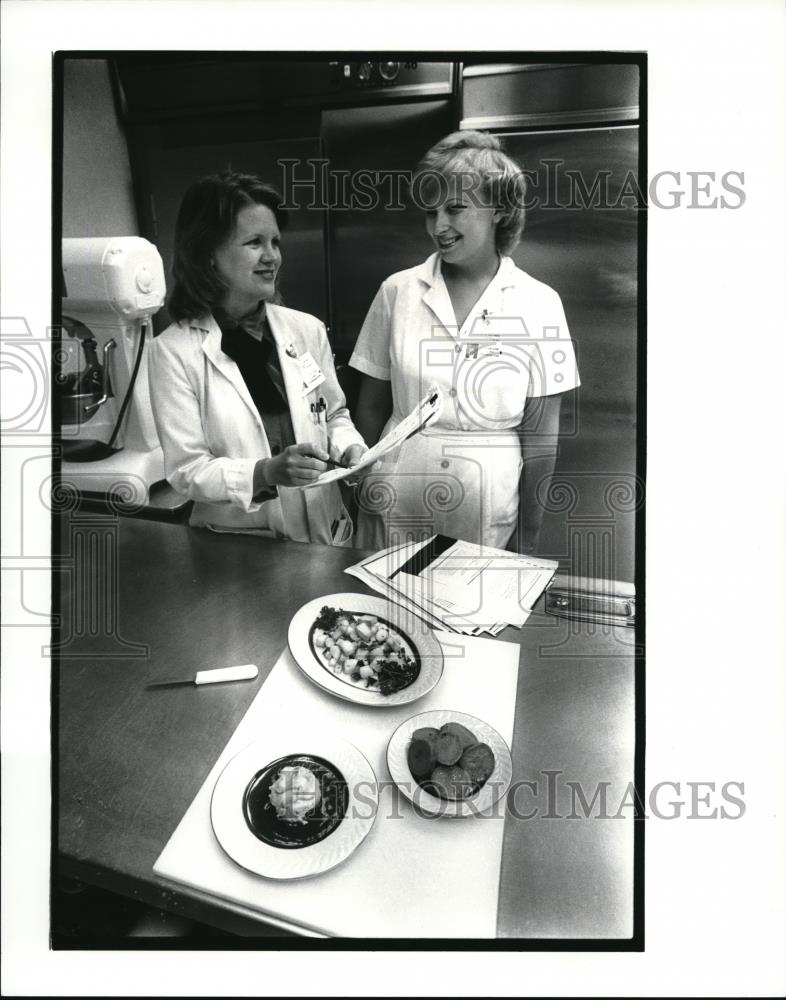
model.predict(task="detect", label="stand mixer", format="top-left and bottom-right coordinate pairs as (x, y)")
top-left (58, 237), bottom-right (167, 507)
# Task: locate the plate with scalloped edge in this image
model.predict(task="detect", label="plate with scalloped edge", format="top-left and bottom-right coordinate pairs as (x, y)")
top-left (210, 731), bottom-right (378, 880)
top-left (287, 593), bottom-right (444, 707)
top-left (386, 710), bottom-right (513, 818)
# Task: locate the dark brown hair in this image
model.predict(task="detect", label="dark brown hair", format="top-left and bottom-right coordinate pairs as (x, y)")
top-left (167, 170), bottom-right (289, 323)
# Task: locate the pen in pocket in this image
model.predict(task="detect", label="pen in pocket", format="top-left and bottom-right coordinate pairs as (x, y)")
top-left (310, 398), bottom-right (327, 425)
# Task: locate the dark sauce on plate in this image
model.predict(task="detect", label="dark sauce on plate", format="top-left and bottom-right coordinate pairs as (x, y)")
top-left (309, 613), bottom-right (421, 693)
top-left (243, 754), bottom-right (348, 849)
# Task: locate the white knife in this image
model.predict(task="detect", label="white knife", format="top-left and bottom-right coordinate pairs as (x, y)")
top-left (147, 664), bottom-right (259, 689)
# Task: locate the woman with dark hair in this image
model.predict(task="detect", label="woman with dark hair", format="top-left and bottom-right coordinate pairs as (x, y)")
top-left (350, 131), bottom-right (580, 552)
top-left (149, 170), bottom-right (368, 542)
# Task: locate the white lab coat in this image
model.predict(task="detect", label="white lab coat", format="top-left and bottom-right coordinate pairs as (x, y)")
top-left (349, 253), bottom-right (580, 549)
top-left (148, 304), bottom-right (365, 543)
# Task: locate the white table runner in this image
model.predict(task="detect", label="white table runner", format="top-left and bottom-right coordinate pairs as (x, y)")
top-left (153, 632), bottom-right (520, 938)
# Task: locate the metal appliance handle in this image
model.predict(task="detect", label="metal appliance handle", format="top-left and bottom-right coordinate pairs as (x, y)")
top-left (82, 339), bottom-right (116, 415)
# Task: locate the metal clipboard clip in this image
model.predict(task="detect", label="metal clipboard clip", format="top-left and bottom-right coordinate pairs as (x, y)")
top-left (545, 577), bottom-right (636, 628)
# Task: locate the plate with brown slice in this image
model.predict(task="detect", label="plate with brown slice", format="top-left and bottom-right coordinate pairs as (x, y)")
top-left (386, 710), bottom-right (513, 818)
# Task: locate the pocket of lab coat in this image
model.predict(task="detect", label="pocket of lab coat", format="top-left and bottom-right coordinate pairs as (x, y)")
top-left (316, 420), bottom-right (329, 456)
top-left (331, 507), bottom-right (354, 547)
top-left (306, 397), bottom-right (330, 455)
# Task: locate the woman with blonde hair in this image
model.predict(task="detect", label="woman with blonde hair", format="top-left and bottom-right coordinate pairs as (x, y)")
top-left (350, 131), bottom-right (580, 552)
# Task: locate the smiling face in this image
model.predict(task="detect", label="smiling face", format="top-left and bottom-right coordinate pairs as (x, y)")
top-left (423, 173), bottom-right (501, 274)
top-left (213, 201), bottom-right (282, 318)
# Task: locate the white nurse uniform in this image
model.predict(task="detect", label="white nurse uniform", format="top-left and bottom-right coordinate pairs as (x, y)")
top-left (349, 253), bottom-right (580, 550)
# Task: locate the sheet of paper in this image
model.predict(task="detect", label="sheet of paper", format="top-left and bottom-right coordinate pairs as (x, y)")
top-left (299, 385), bottom-right (442, 490)
top-left (344, 539), bottom-right (461, 633)
top-left (346, 535), bottom-right (557, 635)
top-left (413, 541), bottom-right (557, 629)
top-left (343, 563), bottom-right (461, 635)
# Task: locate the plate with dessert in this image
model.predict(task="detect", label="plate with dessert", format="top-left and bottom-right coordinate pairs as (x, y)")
top-left (210, 732), bottom-right (378, 879)
top-left (386, 710), bottom-right (513, 818)
top-left (288, 593), bottom-right (443, 707)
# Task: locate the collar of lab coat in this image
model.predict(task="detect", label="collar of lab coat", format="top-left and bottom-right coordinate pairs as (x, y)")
top-left (192, 306), bottom-right (312, 444)
top-left (416, 252), bottom-right (518, 335)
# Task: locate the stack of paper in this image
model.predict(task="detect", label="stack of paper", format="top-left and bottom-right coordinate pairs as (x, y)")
top-left (346, 534), bottom-right (557, 636)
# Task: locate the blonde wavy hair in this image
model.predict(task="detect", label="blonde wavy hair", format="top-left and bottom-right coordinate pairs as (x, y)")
top-left (411, 131), bottom-right (527, 256)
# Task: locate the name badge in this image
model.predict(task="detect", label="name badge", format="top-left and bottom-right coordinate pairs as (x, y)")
top-left (297, 351), bottom-right (326, 395)
top-left (465, 341), bottom-right (502, 359)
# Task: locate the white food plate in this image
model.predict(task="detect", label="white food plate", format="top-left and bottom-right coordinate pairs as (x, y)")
top-left (288, 593), bottom-right (444, 707)
top-left (210, 733), bottom-right (378, 880)
top-left (386, 710), bottom-right (513, 818)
